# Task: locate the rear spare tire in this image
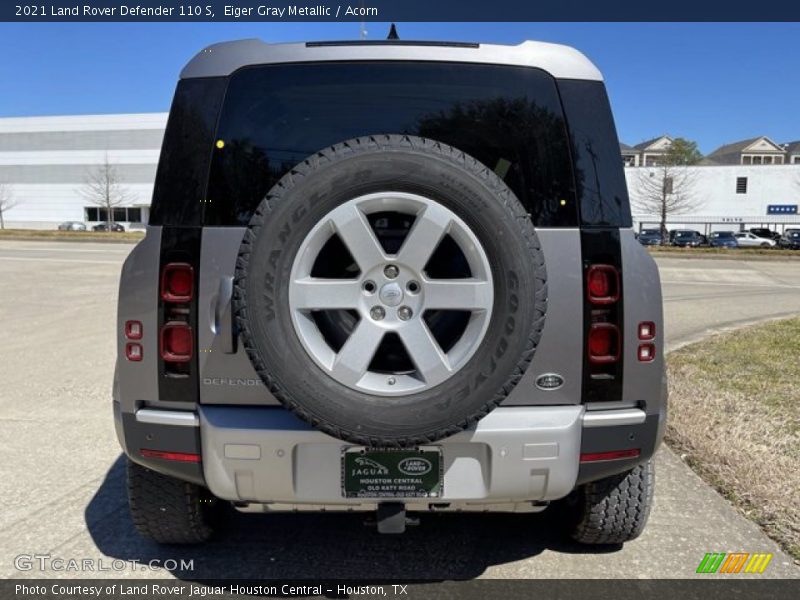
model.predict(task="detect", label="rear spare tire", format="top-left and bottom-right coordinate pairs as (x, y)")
top-left (234, 135), bottom-right (546, 446)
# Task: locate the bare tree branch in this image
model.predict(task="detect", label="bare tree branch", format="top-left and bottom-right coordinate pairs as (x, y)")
top-left (0, 181), bottom-right (19, 230)
top-left (631, 163), bottom-right (703, 243)
top-left (77, 154), bottom-right (133, 226)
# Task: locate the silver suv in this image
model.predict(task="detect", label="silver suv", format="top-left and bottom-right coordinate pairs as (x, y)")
top-left (113, 38), bottom-right (666, 543)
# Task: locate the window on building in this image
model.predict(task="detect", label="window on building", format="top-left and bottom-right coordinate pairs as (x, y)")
top-left (752, 156), bottom-right (763, 165)
top-left (623, 155), bottom-right (636, 167)
top-left (736, 177), bottom-right (748, 194)
top-left (84, 207), bottom-right (143, 222)
top-left (763, 156), bottom-right (773, 165)
top-left (663, 177), bottom-right (674, 194)
top-left (793, 156), bottom-right (800, 164)
top-left (742, 156), bottom-right (752, 165)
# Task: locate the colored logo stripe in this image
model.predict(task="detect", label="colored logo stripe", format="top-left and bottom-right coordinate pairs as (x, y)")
top-left (696, 553), bottom-right (773, 574)
top-left (744, 553), bottom-right (773, 573)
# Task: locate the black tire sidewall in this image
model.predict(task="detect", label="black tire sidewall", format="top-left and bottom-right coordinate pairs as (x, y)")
top-left (235, 137), bottom-right (545, 446)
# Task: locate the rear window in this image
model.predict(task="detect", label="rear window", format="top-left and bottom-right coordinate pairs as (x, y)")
top-left (203, 62), bottom-right (578, 227)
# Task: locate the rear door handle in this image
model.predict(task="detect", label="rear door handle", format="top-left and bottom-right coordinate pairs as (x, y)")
top-left (214, 276), bottom-right (237, 354)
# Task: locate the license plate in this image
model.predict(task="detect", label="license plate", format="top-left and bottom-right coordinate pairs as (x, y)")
top-left (342, 447), bottom-right (443, 499)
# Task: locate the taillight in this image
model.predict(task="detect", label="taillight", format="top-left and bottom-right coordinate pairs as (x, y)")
top-left (586, 264), bottom-right (620, 304)
top-left (125, 320), bottom-right (143, 340)
top-left (125, 342), bottom-right (143, 362)
top-left (580, 448), bottom-right (640, 463)
top-left (161, 263), bottom-right (194, 302)
top-left (638, 321), bottom-right (656, 340)
top-left (588, 322), bottom-right (620, 364)
top-left (638, 343), bottom-right (656, 362)
top-left (140, 448), bottom-right (201, 463)
top-left (160, 322), bottom-right (193, 363)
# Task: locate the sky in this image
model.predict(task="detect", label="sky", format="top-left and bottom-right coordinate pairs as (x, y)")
top-left (0, 22), bottom-right (798, 154)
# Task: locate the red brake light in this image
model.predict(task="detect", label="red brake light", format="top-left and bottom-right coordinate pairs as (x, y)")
top-left (587, 264), bottom-right (620, 304)
top-left (125, 342), bottom-right (143, 362)
top-left (140, 449), bottom-right (201, 463)
top-left (161, 263), bottom-right (194, 302)
top-left (588, 322), bottom-right (620, 364)
top-left (125, 320), bottom-right (143, 340)
top-left (160, 322), bottom-right (193, 363)
top-left (580, 448), bottom-right (640, 463)
top-left (638, 321), bottom-right (656, 340)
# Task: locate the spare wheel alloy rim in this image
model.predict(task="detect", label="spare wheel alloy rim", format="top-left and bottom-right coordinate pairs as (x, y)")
top-left (288, 192), bottom-right (494, 396)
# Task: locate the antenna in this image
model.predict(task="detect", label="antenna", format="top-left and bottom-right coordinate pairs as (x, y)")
top-left (387, 23), bottom-right (399, 40)
top-left (359, 1), bottom-right (367, 39)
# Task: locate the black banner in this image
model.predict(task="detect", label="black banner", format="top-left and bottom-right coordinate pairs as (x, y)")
top-left (3, 0), bottom-right (800, 22)
top-left (5, 579), bottom-right (800, 600)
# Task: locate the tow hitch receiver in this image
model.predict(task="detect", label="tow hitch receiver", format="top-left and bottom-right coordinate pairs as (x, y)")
top-left (375, 503), bottom-right (412, 534)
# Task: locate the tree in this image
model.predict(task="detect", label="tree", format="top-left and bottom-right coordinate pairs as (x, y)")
top-left (665, 137), bottom-right (703, 165)
top-left (0, 181), bottom-right (18, 230)
top-left (78, 155), bottom-right (132, 228)
top-left (632, 149), bottom-right (702, 243)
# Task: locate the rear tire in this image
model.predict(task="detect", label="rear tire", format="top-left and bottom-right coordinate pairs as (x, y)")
top-left (569, 461), bottom-right (655, 544)
top-left (760, 242), bottom-right (770, 248)
top-left (127, 459), bottom-right (222, 544)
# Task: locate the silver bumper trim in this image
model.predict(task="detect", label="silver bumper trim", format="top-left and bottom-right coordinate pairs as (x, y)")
top-left (582, 408), bottom-right (646, 428)
top-left (199, 405), bottom-right (584, 506)
top-left (136, 408), bottom-right (199, 427)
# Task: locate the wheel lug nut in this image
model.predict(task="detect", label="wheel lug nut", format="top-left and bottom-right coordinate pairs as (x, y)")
top-left (398, 306), bottom-right (413, 321)
top-left (384, 265), bottom-right (399, 279)
top-left (370, 306), bottom-right (386, 321)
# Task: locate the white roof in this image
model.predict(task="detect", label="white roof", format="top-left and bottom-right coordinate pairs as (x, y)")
top-left (181, 39), bottom-right (603, 81)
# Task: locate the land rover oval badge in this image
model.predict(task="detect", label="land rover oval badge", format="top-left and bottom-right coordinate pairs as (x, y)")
top-left (535, 373), bottom-right (564, 391)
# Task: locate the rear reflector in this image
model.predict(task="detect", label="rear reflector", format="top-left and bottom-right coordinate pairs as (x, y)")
top-left (587, 264), bottom-right (620, 304)
top-left (638, 321), bottom-right (656, 340)
top-left (638, 343), bottom-right (656, 362)
top-left (588, 322), bottom-right (620, 364)
top-left (161, 263), bottom-right (194, 302)
top-left (125, 320), bottom-right (143, 340)
top-left (125, 342), bottom-right (143, 362)
top-left (580, 448), bottom-right (640, 463)
top-left (140, 448), bottom-right (201, 463)
top-left (160, 322), bottom-right (193, 363)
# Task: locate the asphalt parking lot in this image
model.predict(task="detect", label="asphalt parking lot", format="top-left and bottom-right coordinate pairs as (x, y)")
top-left (0, 241), bottom-right (798, 579)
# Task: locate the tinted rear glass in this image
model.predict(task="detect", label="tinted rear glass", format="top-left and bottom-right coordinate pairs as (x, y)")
top-left (149, 78), bottom-right (226, 226)
top-left (557, 80), bottom-right (632, 228)
top-left (204, 62), bottom-right (577, 227)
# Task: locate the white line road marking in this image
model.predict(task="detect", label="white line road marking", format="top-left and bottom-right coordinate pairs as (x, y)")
top-left (0, 256), bottom-right (121, 265)
top-left (661, 279), bottom-right (800, 290)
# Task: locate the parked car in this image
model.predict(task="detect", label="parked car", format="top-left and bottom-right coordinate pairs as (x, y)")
top-left (671, 229), bottom-right (706, 247)
top-left (748, 228), bottom-right (781, 242)
top-left (637, 228), bottom-right (663, 246)
top-left (734, 232), bottom-right (776, 248)
top-left (707, 231), bottom-right (738, 248)
top-left (115, 37), bottom-right (665, 545)
top-left (778, 230), bottom-right (800, 250)
top-left (57, 221), bottom-right (87, 231)
top-left (92, 222), bottom-right (125, 232)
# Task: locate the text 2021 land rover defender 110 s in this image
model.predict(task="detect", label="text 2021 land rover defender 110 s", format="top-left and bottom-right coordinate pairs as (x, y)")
top-left (114, 38), bottom-right (666, 543)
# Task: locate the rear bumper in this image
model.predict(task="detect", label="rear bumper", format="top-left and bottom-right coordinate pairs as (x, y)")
top-left (115, 403), bottom-right (662, 511)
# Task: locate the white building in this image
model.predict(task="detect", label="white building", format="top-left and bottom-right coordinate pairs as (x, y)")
top-left (0, 113), bottom-right (167, 229)
top-left (627, 164), bottom-right (800, 232)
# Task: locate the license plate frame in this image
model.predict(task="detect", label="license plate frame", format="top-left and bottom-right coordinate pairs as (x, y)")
top-left (341, 447), bottom-right (443, 499)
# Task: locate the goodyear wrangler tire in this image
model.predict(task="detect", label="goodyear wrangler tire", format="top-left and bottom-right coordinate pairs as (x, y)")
top-left (234, 135), bottom-right (547, 447)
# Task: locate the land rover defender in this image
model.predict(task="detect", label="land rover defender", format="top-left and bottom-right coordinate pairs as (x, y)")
top-left (114, 38), bottom-right (666, 543)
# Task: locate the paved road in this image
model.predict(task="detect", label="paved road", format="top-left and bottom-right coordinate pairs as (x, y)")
top-left (0, 241), bottom-right (798, 580)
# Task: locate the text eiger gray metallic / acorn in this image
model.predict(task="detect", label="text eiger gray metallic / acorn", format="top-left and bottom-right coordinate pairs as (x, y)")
top-left (113, 37), bottom-right (666, 542)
